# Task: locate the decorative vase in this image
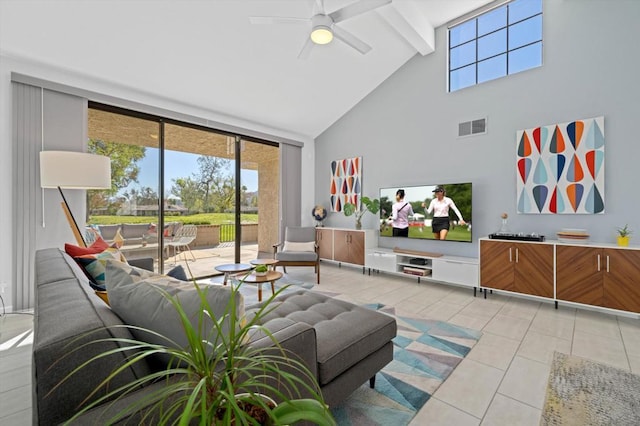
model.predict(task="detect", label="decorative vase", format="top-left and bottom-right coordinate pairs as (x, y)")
top-left (617, 236), bottom-right (630, 247)
top-left (498, 218), bottom-right (510, 234)
top-left (355, 219), bottom-right (362, 230)
top-left (254, 270), bottom-right (268, 277)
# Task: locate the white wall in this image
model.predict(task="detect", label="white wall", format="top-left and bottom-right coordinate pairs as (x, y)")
top-left (313, 0), bottom-right (640, 258)
top-left (0, 54), bottom-right (315, 312)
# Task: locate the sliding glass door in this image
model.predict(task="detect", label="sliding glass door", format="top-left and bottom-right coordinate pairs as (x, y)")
top-left (87, 107), bottom-right (161, 270)
top-left (87, 104), bottom-right (280, 278)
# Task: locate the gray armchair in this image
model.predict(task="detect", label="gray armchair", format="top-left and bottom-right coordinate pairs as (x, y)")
top-left (273, 226), bottom-right (320, 284)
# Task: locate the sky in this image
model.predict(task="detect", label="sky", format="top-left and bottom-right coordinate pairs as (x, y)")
top-left (380, 185), bottom-right (439, 204)
top-left (131, 147), bottom-right (258, 197)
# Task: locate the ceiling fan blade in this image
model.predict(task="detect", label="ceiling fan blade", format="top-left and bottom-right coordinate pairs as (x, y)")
top-left (298, 36), bottom-right (315, 59)
top-left (249, 16), bottom-right (309, 25)
top-left (329, 0), bottom-right (391, 23)
top-left (331, 25), bottom-right (372, 54)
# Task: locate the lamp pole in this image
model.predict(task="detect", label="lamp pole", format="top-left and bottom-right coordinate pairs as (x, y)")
top-left (58, 186), bottom-right (86, 247)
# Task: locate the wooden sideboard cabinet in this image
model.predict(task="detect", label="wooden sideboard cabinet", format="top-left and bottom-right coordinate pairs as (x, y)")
top-left (603, 248), bottom-right (640, 312)
top-left (481, 237), bottom-right (640, 315)
top-left (316, 228), bottom-right (334, 260)
top-left (316, 227), bottom-right (376, 267)
top-left (334, 230), bottom-right (365, 265)
top-left (556, 245), bottom-right (604, 306)
top-left (557, 244), bottom-right (640, 312)
top-left (480, 239), bottom-right (554, 298)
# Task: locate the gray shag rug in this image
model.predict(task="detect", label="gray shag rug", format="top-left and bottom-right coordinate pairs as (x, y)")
top-left (541, 352), bottom-right (640, 425)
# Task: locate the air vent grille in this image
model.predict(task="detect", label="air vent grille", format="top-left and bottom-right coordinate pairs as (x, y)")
top-left (458, 117), bottom-right (487, 137)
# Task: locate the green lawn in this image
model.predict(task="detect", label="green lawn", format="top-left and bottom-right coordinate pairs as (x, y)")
top-left (380, 224), bottom-right (472, 242)
top-left (89, 213), bottom-right (259, 225)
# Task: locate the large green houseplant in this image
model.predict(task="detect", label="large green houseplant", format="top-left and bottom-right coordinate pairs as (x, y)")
top-left (57, 278), bottom-right (336, 425)
top-left (343, 196), bottom-right (380, 230)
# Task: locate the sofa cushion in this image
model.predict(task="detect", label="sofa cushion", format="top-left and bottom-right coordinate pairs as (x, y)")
top-left (276, 251), bottom-right (318, 262)
top-left (284, 227), bottom-right (316, 243)
top-left (97, 224), bottom-right (120, 240)
top-left (167, 265), bottom-right (189, 281)
top-left (105, 260), bottom-right (243, 364)
top-left (246, 290), bottom-right (396, 386)
top-left (282, 241), bottom-right (316, 252)
top-left (121, 223), bottom-right (153, 239)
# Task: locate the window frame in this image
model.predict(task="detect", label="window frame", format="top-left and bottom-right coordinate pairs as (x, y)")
top-left (447, 0), bottom-right (543, 92)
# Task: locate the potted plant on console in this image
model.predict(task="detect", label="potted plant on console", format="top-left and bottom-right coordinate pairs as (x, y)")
top-left (343, 196), bottom-right (380, 230)
top-left (58, 266), bottom-right (335, 425)
top-left (617, 224), bottom-right (632, 247)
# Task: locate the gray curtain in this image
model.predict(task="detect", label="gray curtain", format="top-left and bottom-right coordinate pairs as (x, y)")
top-left (279, 143), bottom-right (302, 243)
top-left (12, 82), bottom-right (86, 310)
top-left (12, 82), bottom-right (41, 310)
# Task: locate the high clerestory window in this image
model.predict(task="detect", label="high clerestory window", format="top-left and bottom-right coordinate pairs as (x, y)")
top-left (448, 0), bottom-right (542, 92)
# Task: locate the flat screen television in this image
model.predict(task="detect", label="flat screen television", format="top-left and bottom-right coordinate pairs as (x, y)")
top-left (379, 183), bottom-right (472, 242)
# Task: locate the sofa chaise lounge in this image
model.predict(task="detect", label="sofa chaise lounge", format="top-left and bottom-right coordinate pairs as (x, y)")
top-left (32, 248), bottom-right (397, 424)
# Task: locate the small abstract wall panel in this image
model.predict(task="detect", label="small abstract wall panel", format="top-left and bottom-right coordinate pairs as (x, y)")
top-left (330, 157), bottom-right (362, 212)
top-left (517, 117), bottom-right (604, 214)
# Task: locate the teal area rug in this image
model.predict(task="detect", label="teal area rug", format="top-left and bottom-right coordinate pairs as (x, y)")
top-left (232, 283), bottom-right (482, 424)
top-left (331, 304), bottom-right (482, 425)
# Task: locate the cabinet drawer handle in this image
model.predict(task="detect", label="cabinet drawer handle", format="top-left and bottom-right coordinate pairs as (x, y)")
top-left (509, 248), bottom-right (512, 262)
top-left (597, 254), bottom-right (601, 271)
top-left (607, 255), bottom-right (610, 272)
top-left (515, 248), bottom-right (519, 263)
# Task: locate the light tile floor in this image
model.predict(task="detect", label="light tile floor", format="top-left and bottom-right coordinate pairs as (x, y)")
top-left (0, 310), bottom-right (34, 426)
top-left (2, 261), bottom-right (640, 425)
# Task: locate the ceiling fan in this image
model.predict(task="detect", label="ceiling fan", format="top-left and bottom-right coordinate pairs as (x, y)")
top-left (249, 0), bottom-right (392, 59)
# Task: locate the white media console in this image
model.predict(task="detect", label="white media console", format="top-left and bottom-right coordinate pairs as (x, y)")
top-left (316, 227), bottom-right (479, 292)
top-left (365, 247), bottom-right (479, 292)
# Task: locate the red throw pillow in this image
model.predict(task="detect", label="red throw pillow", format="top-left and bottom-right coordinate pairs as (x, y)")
top-left (65, 236), bottom-right (109, 257)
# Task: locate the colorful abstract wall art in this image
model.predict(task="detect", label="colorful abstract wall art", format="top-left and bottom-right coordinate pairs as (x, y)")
top-left (330, 157), bottom-right (362, 212)
top-left (517, 116), bottom-right (604, 214)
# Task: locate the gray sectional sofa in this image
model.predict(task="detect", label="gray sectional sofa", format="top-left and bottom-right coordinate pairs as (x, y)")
top-left (33, 248), bottom-right (397, 424)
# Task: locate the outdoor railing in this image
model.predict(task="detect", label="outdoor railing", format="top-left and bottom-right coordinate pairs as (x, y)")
top-left (220, 223), bottom-right (235, 243)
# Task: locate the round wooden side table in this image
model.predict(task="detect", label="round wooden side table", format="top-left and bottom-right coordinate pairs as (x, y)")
top-left (214, 263), bottom-right (253, 285)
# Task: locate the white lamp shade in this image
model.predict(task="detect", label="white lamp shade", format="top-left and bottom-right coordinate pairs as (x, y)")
top-left (40, 151), bottom-right (111, 189)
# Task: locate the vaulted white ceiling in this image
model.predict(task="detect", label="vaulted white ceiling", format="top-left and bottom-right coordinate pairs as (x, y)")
top-left (0, 0), bottom-right (493, 140)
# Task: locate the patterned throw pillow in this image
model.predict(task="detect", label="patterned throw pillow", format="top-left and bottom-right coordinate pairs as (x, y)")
top-left (75, 247), bottom-right (126, 291)
top-left (65, 236), bottom-right (109, 258)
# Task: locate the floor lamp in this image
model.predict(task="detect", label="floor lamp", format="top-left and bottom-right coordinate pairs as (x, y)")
top-left (40, 151), bottom-right (112, 247)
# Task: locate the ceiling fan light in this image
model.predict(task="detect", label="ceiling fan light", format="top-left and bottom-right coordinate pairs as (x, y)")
top-left (310, 26), bottom-right (333, 44)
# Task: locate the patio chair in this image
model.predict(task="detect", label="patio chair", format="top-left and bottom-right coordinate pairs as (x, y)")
top-left (166, 224), bottom-right (198, 263)
top-left (273, 226), bottom-right (319, 284)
